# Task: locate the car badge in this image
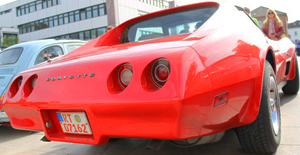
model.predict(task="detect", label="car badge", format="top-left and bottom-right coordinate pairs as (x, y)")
top-left (46, 73), bottom-right (95, 81)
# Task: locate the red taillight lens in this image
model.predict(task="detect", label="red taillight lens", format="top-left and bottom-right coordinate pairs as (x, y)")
top-left (151, 58), bottom-right (170, 87)
top-left (118, 63), bottom-right (133, 89)
top-left (8, 76), bottom-right (23, 98)
top-left (155, 64), bottom-right (169, 82)
top-left (23, 74), bottom-right (38, 98)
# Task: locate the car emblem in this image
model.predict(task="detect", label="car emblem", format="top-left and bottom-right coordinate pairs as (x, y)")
top-left (46, 73), bottom-right (95, 81)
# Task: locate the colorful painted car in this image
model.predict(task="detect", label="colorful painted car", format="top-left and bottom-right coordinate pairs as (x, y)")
top-left (0, 39), bottom-right (86, 126)
top-left (2, 1), bottom-right (299, 154)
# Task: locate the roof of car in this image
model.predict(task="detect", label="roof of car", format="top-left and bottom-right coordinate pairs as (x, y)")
top-left (2, 39), bottom-right (86, 52)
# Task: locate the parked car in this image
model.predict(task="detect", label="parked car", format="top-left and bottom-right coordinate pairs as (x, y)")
top-left (2, 1), bottom-right (299, 154)
top-left (0, 39), bottom-right (86, 126)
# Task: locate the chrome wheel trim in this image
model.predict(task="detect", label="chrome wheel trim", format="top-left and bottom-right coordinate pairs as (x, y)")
top-left (269, 76), bottom-right (280, 135)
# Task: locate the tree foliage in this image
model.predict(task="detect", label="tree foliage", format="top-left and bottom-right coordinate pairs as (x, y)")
top-left (1, 35), bottom-right (18, 47)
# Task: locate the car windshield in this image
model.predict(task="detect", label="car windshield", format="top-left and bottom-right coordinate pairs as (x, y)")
top-left (122, 5), bottom-right (218, 43)
top-left (0, 48), bottom-right (23, 65)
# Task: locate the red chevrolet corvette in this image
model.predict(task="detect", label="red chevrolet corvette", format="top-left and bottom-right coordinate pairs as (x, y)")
top-left (2, 1), bottom-right (298, 154)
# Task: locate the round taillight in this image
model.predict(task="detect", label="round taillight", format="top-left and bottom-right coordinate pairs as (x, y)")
top-left (23, 74), bottom-right (38, 98)
top-left (118, 63), bottom-right (133, 89)
top-left (151, 58), bottom-right (170, 87)
top-left (8, 76), bottom-right (23, 98)
top-left (155, 64), bottom-right (170, 82)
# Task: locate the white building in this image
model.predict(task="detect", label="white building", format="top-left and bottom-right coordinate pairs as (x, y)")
top-left (0, 0), bottom-right (170, 43)
top-left (288, 20), bottom-right (300, 40)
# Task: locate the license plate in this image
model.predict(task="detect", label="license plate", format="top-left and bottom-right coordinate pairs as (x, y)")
top-left (56, 112), bottom-right (92, 135)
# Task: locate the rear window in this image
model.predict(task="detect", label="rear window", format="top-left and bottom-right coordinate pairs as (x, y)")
top-left (0, 48), bottom-right (23, 65)
top-left (122, 6), bottom-right (218, 43)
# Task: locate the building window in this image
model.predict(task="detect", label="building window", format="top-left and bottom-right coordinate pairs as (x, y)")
top-left (18, 3), bottom-right (107, 34)
top-left (54, 16), bottom-right (58, 26)
top-left (49, 17), bottom-right (54, 27)
top-left (1, 9), bottom-right (12, 15)
top-left (295, 31), bottom-right (298, 36)
top-left (15, 0), bottom-right (62, 17)
top-left (48, 0), bottom-right (53, 7)
top-left (97, 28), bottom-right (105, 36)
top-left (75, 11), bottom-right (80, 21)
top-left (17, 7), bottom-right (21, 16)
top-left (27, 23), bottom-right (31, 33)
top-left (69, 12), bottom-right (74, 23)
top-left (64, 13), bottom-right (69, 24)
top-left (25, 4), bottom-right (29, 14)
top-left (85, 30), bottom-right (91, 40)
top-left (44, 18), bottom-right (49, 28)
top-left (80, 9), bottom-right (86, 20)
top-left (99, 4), bottom-right (105, 16)
top-left (29, 2), bottom-right (36, 12)
top-left (36, 0), bottom-right (42, 11)
top-left (46, 27), bottom-right (106, 40)
top-left (53, 0), bottom-right (57, 6)
top-left (39, 19), bottom-right (44, 29)
top-left (86, 8), bottom-right (92, 19)
top-left (19, 26), bottom-right (23, 34)
top-left (20, 6), bottom-right (25, 15)
top-left (31, 22), bottom-right (35, 31)
top-left (91, 29), bottom-right (97, 39)
top-left (43, 0), bottom-right (48, 9)
top-left (35, 21), bottom-right (40, 30)
top-left (79, 32), bottom-right (84, 40)
top-left (70, 33), bottom-right (79, 39)
top-left (22, 25), bottom-right (27, 34)
top-left (58, 14), bottom-right (64, 25)
top-left (92, 6), bottom-right (98, 17)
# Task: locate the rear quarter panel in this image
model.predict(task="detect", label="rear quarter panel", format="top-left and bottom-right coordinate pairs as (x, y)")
top-left (190, 4), bottom-right (269, 130)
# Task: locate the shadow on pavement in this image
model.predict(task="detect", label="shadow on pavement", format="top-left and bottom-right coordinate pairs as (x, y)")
top-left (279, 92), bottom-right (298, 106)
top-left (0, 125), bottom-right (39, 144)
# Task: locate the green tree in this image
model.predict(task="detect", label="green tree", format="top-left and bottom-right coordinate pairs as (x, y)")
top-left (1, 35), bottom-right (18, 47)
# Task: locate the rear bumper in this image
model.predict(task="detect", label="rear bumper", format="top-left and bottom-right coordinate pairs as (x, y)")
top-left (4, 94), bottom-right (212, 145)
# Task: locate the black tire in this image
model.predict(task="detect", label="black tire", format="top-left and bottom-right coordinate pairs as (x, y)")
top-left (236, 61), bottom-right (281, 154)
top-left (282, 56), bottom-right (299, 94)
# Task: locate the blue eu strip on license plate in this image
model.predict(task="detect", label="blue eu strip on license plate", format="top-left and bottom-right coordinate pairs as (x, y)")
top-left (56, 113), bottom-right (64, 122)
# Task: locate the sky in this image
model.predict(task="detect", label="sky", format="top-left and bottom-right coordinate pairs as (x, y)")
top-left (0, 0), bottom-right (299, 22)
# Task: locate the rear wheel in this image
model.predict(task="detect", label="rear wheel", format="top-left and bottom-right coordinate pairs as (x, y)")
top-left (236, 61), bottom-right (281, 154)
top-left (282, 56), bottom-right (299, 94)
